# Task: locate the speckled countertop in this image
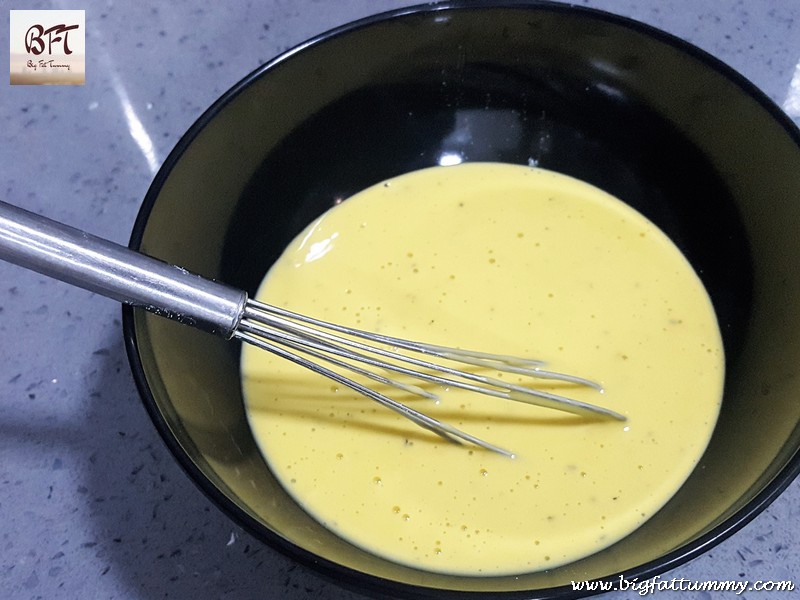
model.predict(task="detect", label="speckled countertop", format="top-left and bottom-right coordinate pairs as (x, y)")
top-left (1, 1), bottom-right (798, 599)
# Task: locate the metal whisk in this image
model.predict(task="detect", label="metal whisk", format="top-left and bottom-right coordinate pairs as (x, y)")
top-left (0, 200), bottom-right (625, 457)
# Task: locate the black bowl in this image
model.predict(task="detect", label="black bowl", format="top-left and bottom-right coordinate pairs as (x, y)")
top-left (123, 1), bottom-right (800, 597)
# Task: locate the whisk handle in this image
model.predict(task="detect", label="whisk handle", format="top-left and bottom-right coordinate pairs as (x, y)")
top-left (0, 200), bottom-right (246, 337)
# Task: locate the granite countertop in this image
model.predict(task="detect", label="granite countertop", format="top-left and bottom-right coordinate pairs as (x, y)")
top-left (1, 1), bottom-right (798, 598)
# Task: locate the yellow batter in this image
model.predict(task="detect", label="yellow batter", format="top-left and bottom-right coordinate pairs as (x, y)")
top-left (241, 163), bottom-right (724, 575)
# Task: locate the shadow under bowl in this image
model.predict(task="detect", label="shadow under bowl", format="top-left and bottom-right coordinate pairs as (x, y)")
top-left (123, 1), bottom-right (800, 597)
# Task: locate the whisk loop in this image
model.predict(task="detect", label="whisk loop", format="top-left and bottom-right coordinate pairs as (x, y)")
top-left (236, 299), bottom-right (625, 457)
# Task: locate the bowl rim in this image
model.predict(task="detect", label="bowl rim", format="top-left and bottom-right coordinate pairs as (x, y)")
top-left (122, 1), bottom-right (800, 597)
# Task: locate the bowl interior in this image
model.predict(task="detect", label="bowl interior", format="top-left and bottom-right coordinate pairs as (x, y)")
top-left (126, 3), bottom-right (800, 596)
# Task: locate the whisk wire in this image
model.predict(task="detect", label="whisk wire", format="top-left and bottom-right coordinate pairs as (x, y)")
top-left (235, 329), bottom-right (515, 456)
top-left (237, 299), bottom-right (625, 455)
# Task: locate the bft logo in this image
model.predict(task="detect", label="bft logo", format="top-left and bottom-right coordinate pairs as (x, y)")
top-left (10, 10), bottom-right (86, 85)
top-left (25, 23), bottom-right (81, 56)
